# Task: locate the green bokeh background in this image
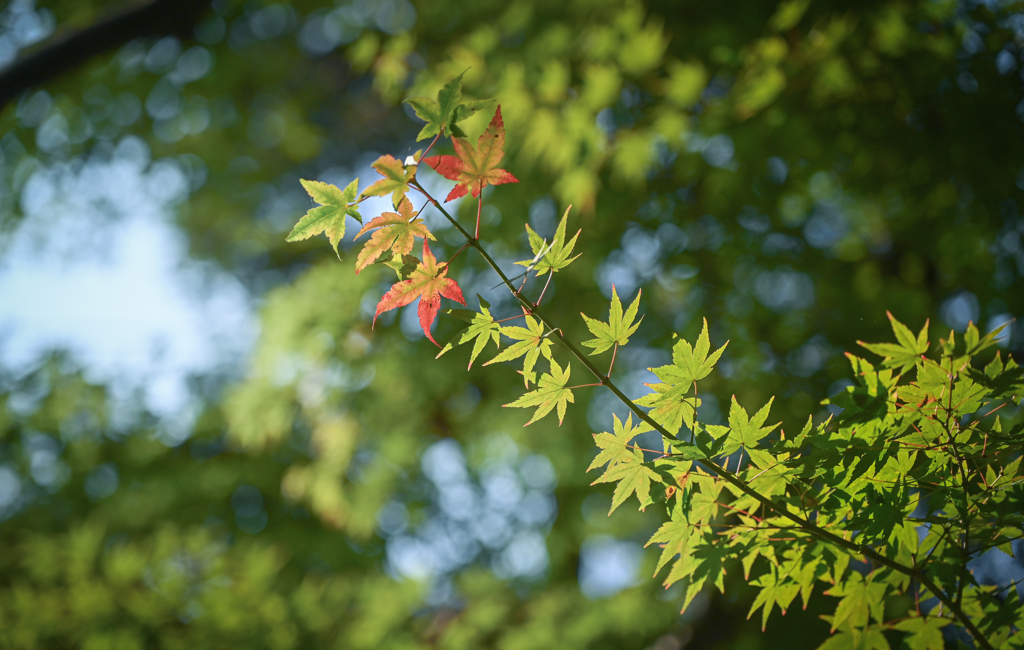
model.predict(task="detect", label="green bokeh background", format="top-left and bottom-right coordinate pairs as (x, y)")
top-left (1, 0), bottom-right (1022, 647)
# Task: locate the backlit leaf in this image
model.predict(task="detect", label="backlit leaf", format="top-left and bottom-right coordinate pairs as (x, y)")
top-left (287, 178), bottom-right (361, 257)
top-left (484, 315), bottom-right (554, 386)
top-left (515, 205), bottom-right (581, 276)
top-left (404, 71), bottom-right (494, 141)
top-left (373, 241), bottom-right (466, 346)
top-left (503, 360), bottom-right (574, 425)
top-left (353, 197), bottom-right (434, 274)
top-left (423, 106), bottom-right (519, 202)
top-left (581, 287), bottom-right (642, 355)
top-left (360, 154), bottom-right (417, 207)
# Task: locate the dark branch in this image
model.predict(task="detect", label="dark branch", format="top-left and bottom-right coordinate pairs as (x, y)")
top-left (0, 0), bottom-right (213, 111)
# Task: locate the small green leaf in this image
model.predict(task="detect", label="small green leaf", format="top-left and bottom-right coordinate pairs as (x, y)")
top-left (403, 71), bottom-right (494, 141)
top-left (858, 312), bottom-right (929, 372)
top-left (581, 287), bottom-right (643, 355)
top-left (673, 318), bottom-right (729, 384)
top-left (894, 617), bottom-right (948, 650)
top-left (287, 178), bottom-right (361, 257)
top-left (484, 316), bottom-right (554, 386)
top-left (726, 396), bottom-right (780, 450)
top-left (826, 573), bottom-right (887, 632)
top-left (747, 565), bottom-right (800, 631)
top-left (588, 414), bottom-right (651, 473)
top-left (591, 442), bottom-right (661, 514)
top-left (515, 205), bottom-right (581, 276)
top-left (441, 296), bottom-right (502, 369)
top-left (503, 360), bottom-right (574, 425)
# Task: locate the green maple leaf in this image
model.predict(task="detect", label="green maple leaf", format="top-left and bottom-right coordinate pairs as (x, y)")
top-left (726, 396), bottom-right (780, 450)
top-left (894, 617), bottom-right (948, 650)
top-left (825, 573), bottom-right (887, 632)
top-left (672, 318), bottom-right (729, 384)
top-left (287, 179), bottom-right (361, 257)
top-left (404, 71), bottom-right (493, 141)
top-left (360, 154), bottom-right (417, 207)
top-left (634, 319), bottom-right (725, 435)
top-left (818, 630), bottom-right (891, 650)
top-left (515, 205), bottom-right (581, 276)
top-left (587, 414), bottom-right (651, 473)
top-left (581, 287), bottom-right (643, 355)
top-left (590, 440), bottom-right (662, 514)
top-left (647, 514), bottom-right (699, 578)
top-left (674, 541), bottom-right (731, 611)
top-left (858, 311), bottom-right (929, 373)
top-left (747, 565), bottom-right (800, 631)
top-left (352, 197), bottom-right (434, 274)
top-left (484, 315), bottom-right (554, 386)
top-left (436, 296), bottom-right (502, 369)
top-left (503, 360), bottom-right (574, 426)
top-left (635, 378), bottom-right (700, 435)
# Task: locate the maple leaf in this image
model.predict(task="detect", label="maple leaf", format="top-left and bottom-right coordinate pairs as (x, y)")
top-left (352, 197), bottom-right (434, 274)
top-left (590, 439), bottom-right (662, 514)
top-left (894, 617), bottom-right (949, 650)
top-left (515, 205), bottom-right (581, 276)
top-left (588, 414), bottom-right (652, 473)
top-left (747, 565), bottom-right (801, 631)
top-left (825, 573), bottom-right (887, 632)
top-left (483, 315), bottom-right (554, 386)
top-left (635, 379), bottom-right (700, 435)
top-left (360, 154), bottom-right (417, 208)
top-left (436, 296), bottom-right (502, 369)
top-left (287, 179), bottom-right (362, 257)
top-left (635, 319), bottom-right (727, 434)
top-left (646, 508), bottom-right (700, 577)
top-left (373, 241), bottom-right (466, 346)
top-left (423, 105), bottom-right (519, 202)
top-left (581, 286), bottom-right (643, 355)
top-left (672, 318), bottom-right (729, 384)
top-left (404, 71), bottom-right (493, 141)
top-left (724, 396), bottom-right (779, 451)
top-left (858, 311), bottom-right (929, 373)
top-left (503, 360), bottom-right (574, 425)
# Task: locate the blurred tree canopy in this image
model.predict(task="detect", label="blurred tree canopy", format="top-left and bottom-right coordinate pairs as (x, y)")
top-left (0, 0), bottom-right (1022, 648)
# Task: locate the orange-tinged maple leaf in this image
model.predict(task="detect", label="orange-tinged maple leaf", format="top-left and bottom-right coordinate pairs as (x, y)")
top-left (423, 105), bottom-right (519, 202)
top-left (360, 154), bottom-right (416, 207)
top-left (352, 197), bottom-right (434, 274)
top-left (373, 241), bottom-right (466, 346)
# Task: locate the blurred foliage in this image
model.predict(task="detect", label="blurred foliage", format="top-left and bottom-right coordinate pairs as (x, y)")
top-left (1, 0), bottom-right (1023, 647)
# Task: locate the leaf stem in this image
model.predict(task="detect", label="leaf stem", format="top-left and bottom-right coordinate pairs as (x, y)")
top-left (536, 272), bottom-right (554, 306)
top-left (421, 132), bottom-right (442, 160)
top-left (447, 242), bottom-right (469, 265)
top-left (475, 185), bottom-right (483, 239)
top-left (410, 178), bottom-right (994, 650)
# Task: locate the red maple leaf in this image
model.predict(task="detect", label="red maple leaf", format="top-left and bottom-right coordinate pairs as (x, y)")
top-left (423, 105), bottom-right (519, 202)
top-left (373, 241), bottom-right (466, 345)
